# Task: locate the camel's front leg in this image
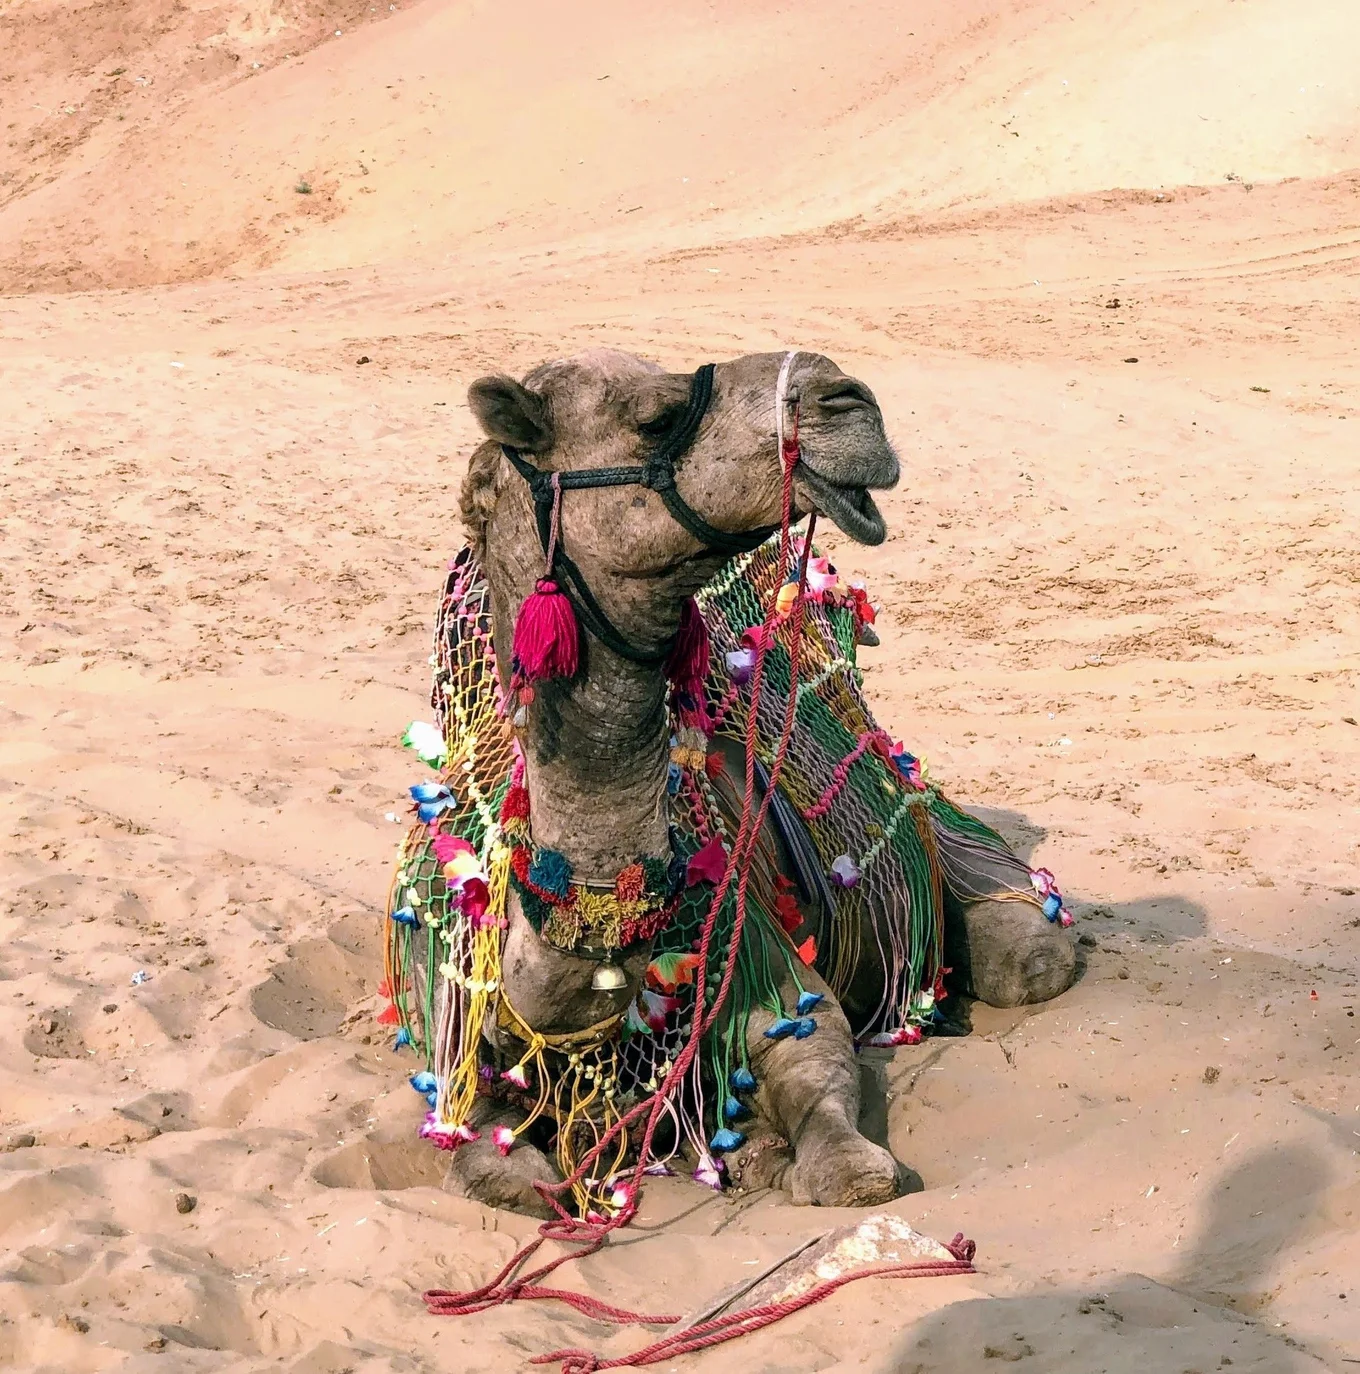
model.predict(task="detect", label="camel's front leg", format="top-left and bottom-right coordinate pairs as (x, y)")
top-left (442, 1095), bottom-right (563, 1219)
top-left (744, 962), bottom-right (899, 1208)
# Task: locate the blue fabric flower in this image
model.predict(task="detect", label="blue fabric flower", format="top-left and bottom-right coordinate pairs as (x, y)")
top-left (410, 1071), bottom-right (437, 1094)
top-left (1042, 892), bottom-right (1062, 920)
top-left (394, 1028), bottom-right (412, 1049)
top-left (667, 761), bottom-right (682, 796)
top-left (390, 906), bottom-right (418, 926)
top-left (709, 1127), bottom-right (745, 1153)
top-left (723, 1096), bottom-right (749, 1122)
top-left (793, 1017), bottom-right (817, 1039)
top-left (763, 1017), bottom-right (798, 1040)
top-left (730, 1066), bottom-right (757, 1093)
top-left (410, 781), bottom-right (453, 824)
top-left (796, 991), bottom-right (823, 1016)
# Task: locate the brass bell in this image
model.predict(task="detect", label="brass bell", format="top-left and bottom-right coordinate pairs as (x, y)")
top-left (591, 961), bottom-right (628, 991)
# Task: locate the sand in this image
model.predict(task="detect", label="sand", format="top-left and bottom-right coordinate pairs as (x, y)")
top-left (1, 1), bottom-right (1358, 1370)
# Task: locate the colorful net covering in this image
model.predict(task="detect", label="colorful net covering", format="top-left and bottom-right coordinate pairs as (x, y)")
top-left (382, 537), bottom-right (1068, 1210)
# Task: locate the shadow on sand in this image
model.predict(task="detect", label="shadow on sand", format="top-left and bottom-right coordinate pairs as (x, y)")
top-left (875, 1143), bottom-right (1335, 1373)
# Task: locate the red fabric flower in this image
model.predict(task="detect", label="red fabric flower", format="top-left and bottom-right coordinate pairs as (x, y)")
top-left (499, 785), bottom-right (530, 824)
top-left (686, 835), bottom-right (729, 887)
top-left (460, 876), bottom-right (491, 926)
top-left (773, 874), bottom-right (803, 934)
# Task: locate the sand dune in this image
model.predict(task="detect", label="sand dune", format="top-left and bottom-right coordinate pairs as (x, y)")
top-left (1, 0), bottom-right (1358, 1370)
top-left (4, 0), bottom-right (1360, 291)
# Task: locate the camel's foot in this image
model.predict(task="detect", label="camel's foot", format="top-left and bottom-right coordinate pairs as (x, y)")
top-left (788, 1123), bottom-right (900, 1208)
top-left (949, 897), bottom-right (1076, 1008)
top-left (441, 1104), bottom-right (562, 1218)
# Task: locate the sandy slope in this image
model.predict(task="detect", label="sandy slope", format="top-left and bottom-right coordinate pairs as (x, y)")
top-left (2, 1), bottom-right (1359, 1370)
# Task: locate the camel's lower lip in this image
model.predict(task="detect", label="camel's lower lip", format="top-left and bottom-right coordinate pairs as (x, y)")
top-left (794, 464), bottom-right (887, 545)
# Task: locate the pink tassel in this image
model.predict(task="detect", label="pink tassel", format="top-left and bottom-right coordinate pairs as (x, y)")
top-left (666, 597), bottom-right (710, 699)
top-left (512, 578), bottom-right (580, 687)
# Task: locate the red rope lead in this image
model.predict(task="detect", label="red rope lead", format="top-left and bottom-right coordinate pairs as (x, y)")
top-left (529, 1240), bottom-right (976, 1372)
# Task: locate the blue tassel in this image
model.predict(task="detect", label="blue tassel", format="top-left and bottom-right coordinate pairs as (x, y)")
top-left (730, 1066), bottom-right (757, 1093)
top-left (425, 1090), bottom-right (438, 1108)
top-left (410, 1071), bottom-right (437, 1094)
top-left (793, 1017), bottom-right (817, 1039)
top-left (416, 800), bottom-right (450, 823)
top-left (796, 991), bottom-right (823, 1016)
top-left (667, 761), bottom-right (682, 796)
top-left (394, 1028), bottom-right (412, 1049)
top-left (763, 1017), bottom-right (798, 1040)
top-left (709, 1127), bottom-right (745, 1153)
top-left (391, 906), bottom-right (419, 926)
top-left (409, 782), bottom-right (447, 803)
top-left (723, 1096), bottom-right (749, 1122)
top-left (528, 847), bottom-right (574, 899)
top-left (1042, 893), bottom-right (1062, 920)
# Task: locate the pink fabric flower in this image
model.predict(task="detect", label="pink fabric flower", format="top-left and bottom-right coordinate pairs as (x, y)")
top-left (420, 1115), bottom-right (480, 1151)
top-left (491, 1125), bottom-right (515, 1156)
top-left (830, 853), bottom-right (861, 889)
top-left (805, 556), bottom-right (838, 597)
top-left (432, 833), bottom-right (475, 866)
top-left (1030, 868), bottom-right (1058, 899)
top-left (607, 1181), bottom-right (637, 1214)
top-left (692, 1154), bottom-right (724, 1191)
top-left (501, 1063), bottom-right (529, 1090)
top-left (725, 647), bottom-right (756, 685)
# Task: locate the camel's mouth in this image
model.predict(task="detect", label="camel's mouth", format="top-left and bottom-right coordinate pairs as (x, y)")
top-left (794, 463), bottom-right (888, 545)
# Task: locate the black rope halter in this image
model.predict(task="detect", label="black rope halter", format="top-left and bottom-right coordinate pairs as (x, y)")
top-left (500, 364), bottom-right (780, 665)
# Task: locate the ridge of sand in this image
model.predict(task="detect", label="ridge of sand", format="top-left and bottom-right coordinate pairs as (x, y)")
top-left (3, 0), bottom-right (1360, 292)
top-left (1, 1), bottom-right (1358, 1370)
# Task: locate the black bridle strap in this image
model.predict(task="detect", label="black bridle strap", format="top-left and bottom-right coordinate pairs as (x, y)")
top-left (501, 363), bottom-right (780, 664)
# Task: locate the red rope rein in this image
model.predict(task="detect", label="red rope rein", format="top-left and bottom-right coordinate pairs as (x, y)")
top-left (422, 391), bottom-right (978, 1368)
top-left (532, 1238), bottom-right (976, 1372)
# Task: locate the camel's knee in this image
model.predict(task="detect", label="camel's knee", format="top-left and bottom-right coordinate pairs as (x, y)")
top-left (946, 897), bottom-right (1077, 1008)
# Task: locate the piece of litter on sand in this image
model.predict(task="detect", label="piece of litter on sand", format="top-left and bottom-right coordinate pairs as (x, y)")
top-left (385, 812), bottom-right (398, 822)
top-left (131, 970), bottom-right (150, 986)
top-left (317, 1222), bottom-right (337, 1237)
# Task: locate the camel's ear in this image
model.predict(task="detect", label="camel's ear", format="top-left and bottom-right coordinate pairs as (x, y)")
top-left (467, 375), bottom-right (553, 453)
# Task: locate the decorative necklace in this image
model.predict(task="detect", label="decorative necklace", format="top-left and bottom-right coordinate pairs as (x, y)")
top-left (499, 777), bottom-right (688, 985)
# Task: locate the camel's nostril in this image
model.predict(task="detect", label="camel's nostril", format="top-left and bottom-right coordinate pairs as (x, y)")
top-left (815, 381), bottom-right (875, 414)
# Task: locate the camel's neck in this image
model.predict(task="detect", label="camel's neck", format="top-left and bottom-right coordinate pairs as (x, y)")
top-left (515, 648), bottom-right (672, 875)
top-left (484, 497), bottom-right (678, 877)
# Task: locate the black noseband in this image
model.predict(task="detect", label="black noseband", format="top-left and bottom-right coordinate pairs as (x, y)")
top-left (501, 364), bottom-right (779, 665)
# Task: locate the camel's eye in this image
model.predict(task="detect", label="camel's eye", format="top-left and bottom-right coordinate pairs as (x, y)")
top-left (638, 405), bottom-right (683, 439)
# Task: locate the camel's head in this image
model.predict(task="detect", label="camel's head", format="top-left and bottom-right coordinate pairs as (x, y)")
top-left (461, 349), bottom-right (898, 645)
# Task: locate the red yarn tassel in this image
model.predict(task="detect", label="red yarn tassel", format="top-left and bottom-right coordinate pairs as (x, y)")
top-left (665, 597), bottom-right (710, 698)
top-left (512, 578), bottom-right (580, 686)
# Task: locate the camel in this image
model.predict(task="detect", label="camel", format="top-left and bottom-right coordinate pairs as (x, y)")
top-left (390, 348), bottom-right (1075, 1216)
